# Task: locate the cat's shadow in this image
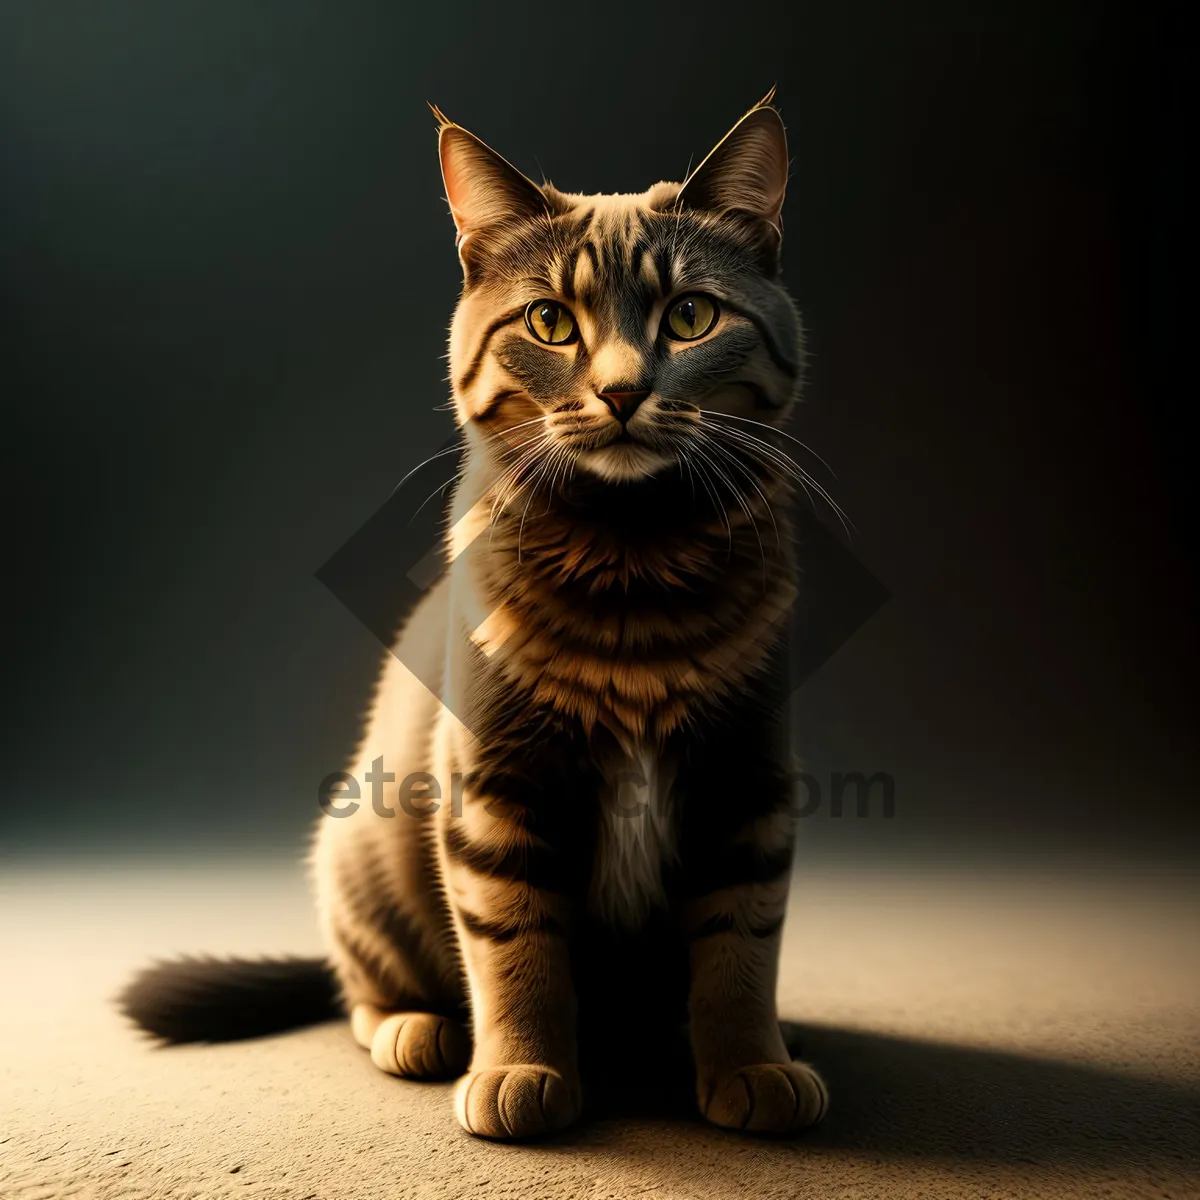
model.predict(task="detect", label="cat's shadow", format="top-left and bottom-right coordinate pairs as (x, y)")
top-left (570, 1020), bottom-right (1199, 1170)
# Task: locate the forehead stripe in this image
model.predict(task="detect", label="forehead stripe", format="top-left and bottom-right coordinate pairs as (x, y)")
top-left (655, 248), bottom-right (674, 295)
top-left (559, 246), bottom-right (580, 300)
top-left (626, 238), bottom-right (649, 275)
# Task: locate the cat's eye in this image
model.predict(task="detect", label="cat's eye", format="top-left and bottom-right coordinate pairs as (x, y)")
top-left (664, 294), bottom-right (718, 341)
top-left (525, 299), bottom-right (577, 345)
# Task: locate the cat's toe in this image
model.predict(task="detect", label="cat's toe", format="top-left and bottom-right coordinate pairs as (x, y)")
top-left (701, 1060), bottom-right (828, 1134)
top-left (368, 1012), bottom-right (470, 1080)
top-left (454, 1065), bottom-right (582, 1139)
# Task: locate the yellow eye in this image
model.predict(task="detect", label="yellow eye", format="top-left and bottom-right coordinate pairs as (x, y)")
top-left (665, 294), bottom-right (718, 341)
top-left (525, 299), bottom-right (577, 345)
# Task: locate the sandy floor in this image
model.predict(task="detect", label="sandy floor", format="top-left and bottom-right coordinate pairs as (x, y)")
top-left (1, 854), bottom-right (1198, 1200)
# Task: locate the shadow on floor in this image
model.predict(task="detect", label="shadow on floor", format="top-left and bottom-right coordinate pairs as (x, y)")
top-left (578, 1020), bottom-right (1200, 1171)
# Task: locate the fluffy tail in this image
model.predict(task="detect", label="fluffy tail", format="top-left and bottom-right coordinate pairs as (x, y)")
top-left (119, 956), bottom-right (341, 1043)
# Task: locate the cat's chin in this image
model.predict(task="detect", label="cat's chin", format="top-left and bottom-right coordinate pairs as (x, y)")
top-left (575, 442), bottom-right (675, 483)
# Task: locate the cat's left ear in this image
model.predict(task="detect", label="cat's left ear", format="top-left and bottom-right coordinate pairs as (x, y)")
top-left (676, 91), bottom-right (789, 252)
top-left (432, 106), bottom-right (550, 266)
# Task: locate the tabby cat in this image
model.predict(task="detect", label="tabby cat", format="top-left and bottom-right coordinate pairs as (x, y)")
top-left (122, 93), bottom-right (831, 1140)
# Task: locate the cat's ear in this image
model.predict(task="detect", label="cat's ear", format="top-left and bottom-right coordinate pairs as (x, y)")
top-left (676, 91), bottom-right (788, 244)
top-left (432, 106), bottom-right (550, 261)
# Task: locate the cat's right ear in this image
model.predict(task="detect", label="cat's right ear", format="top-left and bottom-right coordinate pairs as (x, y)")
top-left (433, 107), bottom-right (550, 268)
top-left (675, 92), bottom-right (788, 272)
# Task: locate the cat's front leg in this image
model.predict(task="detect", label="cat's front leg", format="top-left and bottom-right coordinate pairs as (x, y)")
top-left (439, 789), bottom-right (582, 1139)
top-left (681, 775), bottom-right (829, 1134)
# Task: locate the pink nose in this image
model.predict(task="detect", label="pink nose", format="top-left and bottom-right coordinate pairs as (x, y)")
top-left (599, 387), bottom-right (650, 422)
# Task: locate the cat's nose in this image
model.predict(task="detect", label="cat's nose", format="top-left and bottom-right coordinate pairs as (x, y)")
top-left (598, 386), bottom-right (651, 423)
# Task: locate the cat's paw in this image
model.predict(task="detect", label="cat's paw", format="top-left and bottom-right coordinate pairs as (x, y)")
top-left (454, 1065), bottom-right (582, 1139)
top-left (363, 1011), bottom-right (470, 1080)
top-left (700, 1060), bottom-right (829, 1134)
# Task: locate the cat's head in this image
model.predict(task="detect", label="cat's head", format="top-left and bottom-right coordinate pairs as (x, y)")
top-left (439, 95), bottom-right (802, 486)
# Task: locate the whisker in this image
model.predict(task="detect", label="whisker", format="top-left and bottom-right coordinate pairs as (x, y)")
top-left (487, 440), bottom-right (550, 516)
top-left (698, 430), bottom-right (781, 554)
top-left (691, 439), bottom-right (765, 574)
top-left (492, 450), bottom-right (544, 518)
top-left (393, 414), bottom-right (547, 497)
top-left (410, 471), bottom-right (466, 523)
top-left (713, 423), bottom-right (844, 533)
top-left (698, 409), bottom-right (839, 480)
top-left (391, 440), bottom-right (464, 495)
top-left (541, 441), bottom-right (574, 515)
top-left (487, 415), bottom-right (552, 449)
top-left (517, 449), bottom-right (560, 562)
top-left (489, 436), bottom-right (551, 529)
top-left (681, 446), bottom-right (732, 555)
top-left (702, 421), bottom-right (856, 540)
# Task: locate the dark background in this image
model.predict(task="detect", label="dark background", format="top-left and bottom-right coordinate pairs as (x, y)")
top-left (2, 1), bottom-right (1192, 865)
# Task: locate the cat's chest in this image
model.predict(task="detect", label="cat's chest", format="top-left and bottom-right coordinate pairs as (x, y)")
top-left (482, 567), bottom-right (771, 742)
top-left (587, 747), bottom-right (678, 928)
top-left (468, 508), bottom-right (794, 740)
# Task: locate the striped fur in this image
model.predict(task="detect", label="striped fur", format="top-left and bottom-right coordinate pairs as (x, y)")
top-left (126, 96), bottom-right (831, 1141)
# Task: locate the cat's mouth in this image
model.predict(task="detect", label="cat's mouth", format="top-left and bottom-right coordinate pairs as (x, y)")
top-left (575, 436), bottom-right (675, 482)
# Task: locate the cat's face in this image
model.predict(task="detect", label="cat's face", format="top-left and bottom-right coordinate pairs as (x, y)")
top-left (440, 100), bottom-right (802, 485)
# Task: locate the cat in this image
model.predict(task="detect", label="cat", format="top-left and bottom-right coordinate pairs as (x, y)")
top-left (122, 91), bottom-right (831, 1141)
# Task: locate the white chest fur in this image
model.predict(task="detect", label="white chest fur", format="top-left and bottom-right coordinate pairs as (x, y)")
top-left (588, 747), bottom-right (677, 928)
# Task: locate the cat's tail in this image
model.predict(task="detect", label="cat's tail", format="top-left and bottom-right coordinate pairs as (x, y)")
top-left (118, 955), bottom-right (341, 1043)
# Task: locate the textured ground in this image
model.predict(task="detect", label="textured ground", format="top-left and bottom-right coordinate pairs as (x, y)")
top-left (2, 854), bottom-right (1198, 1200)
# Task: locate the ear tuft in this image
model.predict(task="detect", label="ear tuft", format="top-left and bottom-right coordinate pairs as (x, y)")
top-left (677, 97), bottom-right (789, 239)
